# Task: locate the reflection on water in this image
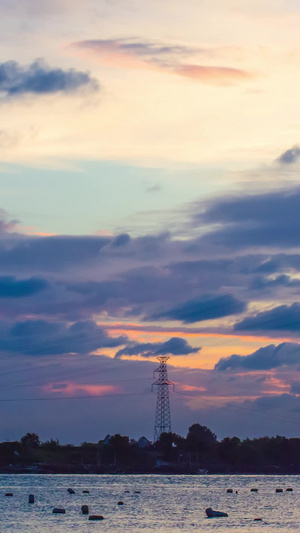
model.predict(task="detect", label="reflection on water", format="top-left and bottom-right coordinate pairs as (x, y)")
top-left (0, 474), bottom-right (298, 532)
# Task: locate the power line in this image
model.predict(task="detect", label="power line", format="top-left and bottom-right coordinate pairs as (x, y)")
top-left (0, 391), bottom-right (145, 403)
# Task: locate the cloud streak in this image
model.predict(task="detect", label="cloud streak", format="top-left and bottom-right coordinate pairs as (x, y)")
top-left (174, 64), bottom-right (249, 83)
top-left (73, 38), bottom-right (251, 85)
top-left (152, 295), bottom-right (246, 323)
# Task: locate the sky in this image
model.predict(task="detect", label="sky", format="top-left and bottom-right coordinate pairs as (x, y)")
top-left (1, 0), bottom-right (300, 444)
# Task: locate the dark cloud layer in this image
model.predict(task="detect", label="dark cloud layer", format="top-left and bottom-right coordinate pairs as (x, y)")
top-left (234, 303), bottom-right (300, 332)
top-left (0, 59), bottom-right (98, 97)
top-left (0, 234), bottom-right (111, 272)
top-left (152, 294), bottom-right (246, 323)
top-left (215, 342), bottom-right (300, 371)
top-left (0, 319), bottom-right (127, 356)
top-left (115, 337), bottom-right (200, 358)
top-left (0, 276), bottom-right (48, 297)
top-left (197, 188), bottom-right (300, 248)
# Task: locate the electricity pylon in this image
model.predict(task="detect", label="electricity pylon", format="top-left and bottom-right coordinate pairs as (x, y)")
top-left (152, 356), bottom-right (175, 442)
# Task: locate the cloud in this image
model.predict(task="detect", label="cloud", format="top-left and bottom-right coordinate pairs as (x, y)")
top-left (290, 382), bottom-right (300, 394)
top-left (151, 294), bottom-right (246, 323)
top-left (174, 64), bottom-right (249, 83)
top-left (44, 381), bottom-right (118, 397)
top-left (112, 233), bottom-right (131, 247)
top-left (234, 303), bottom-right (300, 332)
top-left (250, 274), bottom-right (300, 291)
top-left (0, 59), bottom-right (99, 98)
top-left (0, 276), bottom-right (48, 297)
top-left (115, 336), bottom-right (200, 358)
top-left (0, 234), bottom-right (111, 272)
top-left (0, 319), bottom-right (127, 356)
top-left (277, 146), bottom-right (300, 165)
top-left (73, 38), bottom-right (195, 64)
top-left (73, 38), bottom-right (251, 85)
top-left (0, 207), bottom-right (296, 325)
top-left (215, 342), bottom-right (300, 371)
top-left (0, 208), bottom-right (19, 234)
top-left (196, 188), bottom-right (300, 249)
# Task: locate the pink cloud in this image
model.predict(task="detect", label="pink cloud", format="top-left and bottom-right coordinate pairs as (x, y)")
top-left (71, 39), bottom-right (252, 85)
top-left (44, 381), bottom-right (119, 396)
top-left (174, 64), bottom-right (250, 84)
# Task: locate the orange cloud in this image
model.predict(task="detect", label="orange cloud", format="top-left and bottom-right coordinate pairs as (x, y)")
top-left (177, 383), bottom-right (206, 392)
top-left (98, 321), bottom-right (294, 344)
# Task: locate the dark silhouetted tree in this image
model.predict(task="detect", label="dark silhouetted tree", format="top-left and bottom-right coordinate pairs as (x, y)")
top-left (20, 432), bottom-right (40, 448)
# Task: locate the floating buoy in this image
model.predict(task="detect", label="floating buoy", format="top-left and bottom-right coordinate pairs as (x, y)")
top-left (82, 490), bottom-right (89, 493)
top-left (226, 489), bottom-right (233, 493)
top-left (124, 490), bottom-right (130, 493)
top-left (53, 508), bottom-right (65, 514)
top-left (134, 491), bottom-right (140, 494)
top-left (67, 488), bottom-right (75, 494)
top-left (81, 505), bottom-right (89, 515)
top-left (28, 494), bottom-right (34, 503)
top-left (254, 518), bottom-right (262, 521)
top-left (117, 501), bottom-right (124, 505)
top-left (89, 515), bottom-right (104, 520)
top-left (276, 489), bottom-right (283, 493)
top-left (206, 508), bottom-right (228, 518)
top-left (286, 488), bottom-right (293, 491)
top-left (5, 493), bottom-right (13, 497)
top-left (251, 488), bottom-right (258, 492)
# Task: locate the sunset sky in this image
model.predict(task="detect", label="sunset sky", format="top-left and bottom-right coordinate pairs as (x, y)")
top-left (1, 0), bottom-right (300, 443)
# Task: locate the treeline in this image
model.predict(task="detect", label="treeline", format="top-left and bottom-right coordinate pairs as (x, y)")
top-left (1, 425), bottom-right (300, 474)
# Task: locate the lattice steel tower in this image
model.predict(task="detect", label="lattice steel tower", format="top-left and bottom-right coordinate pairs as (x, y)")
top-left (152, 356), bottom-right (175, 442)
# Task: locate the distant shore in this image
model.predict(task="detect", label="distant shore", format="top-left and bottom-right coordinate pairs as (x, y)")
top-left (1, 466), bottom-right (298, 475)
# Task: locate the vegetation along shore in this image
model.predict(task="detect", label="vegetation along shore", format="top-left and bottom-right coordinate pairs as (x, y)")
top-left (1, 424), bottom-right (300, 475)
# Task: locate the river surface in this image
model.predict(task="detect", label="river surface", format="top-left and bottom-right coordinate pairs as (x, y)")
top-left (0, 474), bottom-right (298, 531)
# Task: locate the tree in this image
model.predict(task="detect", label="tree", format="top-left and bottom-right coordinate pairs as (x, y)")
top-left (20, 432), bottom-right (40, 449)
top-left (42, 439), bottom-right (60, 450)
top-left (218, 436), bottom-right (241, 465)
top-left (109, 434), bottom-right (130, 465)
top-left (157, 432), bottom-right (182, 461)
top-left (186, 424), bottom-right (217, 460)
top-left (187, 424), bottom-right (216, 447)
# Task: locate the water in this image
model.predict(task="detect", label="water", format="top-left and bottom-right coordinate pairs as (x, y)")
top-left (0, 474), bottom-right (298, 532)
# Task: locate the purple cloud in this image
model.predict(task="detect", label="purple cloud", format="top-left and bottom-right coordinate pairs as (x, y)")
top-left (234, 303), bottom-right (300, 333)
top-left (151, 295), bottom-right (246, 323)
top-left (215, 342), bottom-right (300, 371)
top-left (115, 337), bottom-right (200, 358)
top-left (0, 276), bottom-right (48, 298)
